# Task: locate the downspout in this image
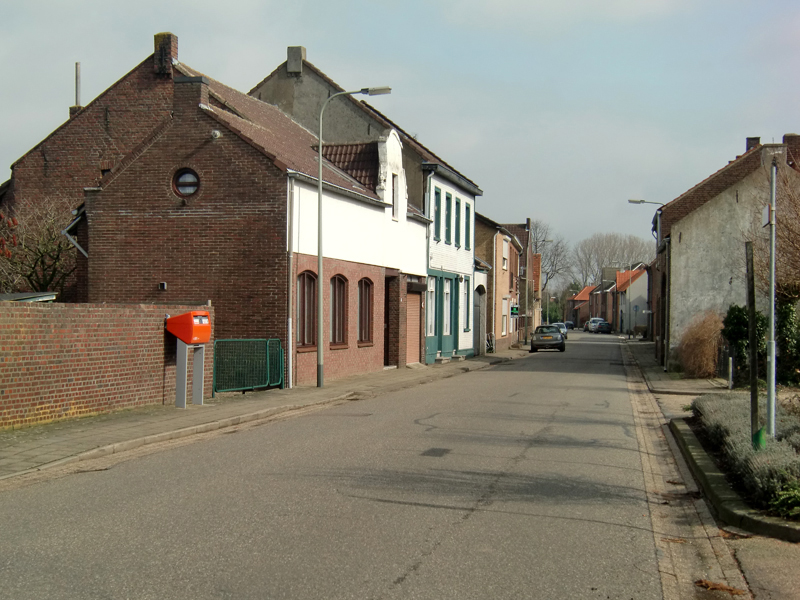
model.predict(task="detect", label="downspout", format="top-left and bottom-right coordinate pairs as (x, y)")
top-left (664, 237), bottom-right (671, 373)
top-left (286, 178), bottom-right (294, 389)
top-left (491, 231), bottom-right (497, 340)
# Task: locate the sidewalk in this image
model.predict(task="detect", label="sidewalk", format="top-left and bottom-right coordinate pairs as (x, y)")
top-left (626, 339), bottom-right (800, 599)
top-left (0, 348), bottom-right (529, 481)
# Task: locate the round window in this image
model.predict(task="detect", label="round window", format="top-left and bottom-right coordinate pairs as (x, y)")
top-left (173, 169), bottom-right (199, 197)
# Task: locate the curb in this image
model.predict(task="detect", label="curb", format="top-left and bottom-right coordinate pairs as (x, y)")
top-left (0, 353), bottom-right (521, 483)
top-left (669, 418), bottom-right (800, 543)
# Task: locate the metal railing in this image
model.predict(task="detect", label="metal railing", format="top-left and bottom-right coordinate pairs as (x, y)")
top-left (212, 339), bottom-right (284, 396)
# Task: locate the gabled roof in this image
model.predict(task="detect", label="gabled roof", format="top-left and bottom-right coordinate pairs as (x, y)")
top-left (174, 65), bottom-right (380, 200)
top-left (475, 212), bottom-right (522, 251)
top-left (659, 144), bottom-right (765, 240)
top-left (250, 58), bottom-right (481, 195)
top-left (572, 285), bottom-right (595, 302)
top-left (616, 268), bottom-right (645, 292)
top-left (321, 143), bottom-right (379, 191)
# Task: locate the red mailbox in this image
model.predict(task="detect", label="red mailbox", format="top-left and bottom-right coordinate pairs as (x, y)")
top-left (166, 311), bottom-right (211, 344)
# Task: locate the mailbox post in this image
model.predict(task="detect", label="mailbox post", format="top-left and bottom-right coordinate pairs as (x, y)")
top-left (166, 311), bottom-right (211, 408)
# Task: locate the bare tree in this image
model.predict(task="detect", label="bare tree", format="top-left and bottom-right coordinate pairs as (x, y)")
top-left (0, 197), bottom-right (76, 295)
top-left (528, 219), bottom-right (571, 293)
top-left (570, 233), bottom-right (653, 285)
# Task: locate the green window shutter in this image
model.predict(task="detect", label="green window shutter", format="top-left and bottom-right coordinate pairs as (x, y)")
top-left (434, 188), bottom-right (441, 241)
top-left (465, 204), bottom-right (471, 250)
top-left (445, 193), bottom-right (452, 244)
top-left (455, 198), bottom-right (461, 248)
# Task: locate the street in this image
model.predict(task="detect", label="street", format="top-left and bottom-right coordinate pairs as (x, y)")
top-left (0, 334), bottom-right (741, 599)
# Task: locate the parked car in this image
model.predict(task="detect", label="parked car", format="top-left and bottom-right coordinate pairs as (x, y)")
top-left (564, 321), bottom-right (574, 330)
top-left (583, 321), bottom-right (591, 331)
top-left (552, 322), bottom-right (568, 339)
top-left (587, 317), bottom-right (604, 332)
top-left (596, 321), bottom-right (613, 334)
top-left (529, 325), bottom-right (566, 352)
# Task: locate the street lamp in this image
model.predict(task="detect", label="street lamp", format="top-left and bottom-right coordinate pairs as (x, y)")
top-left (628, 199), bottom-right (665, 206)
top-left (317, 86), bottom-right (391, 388)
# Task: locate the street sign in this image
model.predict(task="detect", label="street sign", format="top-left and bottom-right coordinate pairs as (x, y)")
top-left (511, 305), bottom-right (519, 318)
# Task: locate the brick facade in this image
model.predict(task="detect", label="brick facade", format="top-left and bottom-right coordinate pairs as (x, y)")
top-left (84, 79), bottom-right (289, 346)
top-left (0, 302), bottom-right (213, 428)
top-left (293, 253), bottom-right (388, 385)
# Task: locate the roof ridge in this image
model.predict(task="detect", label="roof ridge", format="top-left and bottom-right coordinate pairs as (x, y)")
top-left (97, 115), bottom-right (174, 189)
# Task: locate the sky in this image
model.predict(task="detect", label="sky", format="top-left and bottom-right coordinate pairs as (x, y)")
top-left (3, 0), bottom-right (800, 247)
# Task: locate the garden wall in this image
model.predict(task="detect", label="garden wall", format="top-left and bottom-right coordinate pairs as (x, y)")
top-left (0, 303), bottom-right (214, 428)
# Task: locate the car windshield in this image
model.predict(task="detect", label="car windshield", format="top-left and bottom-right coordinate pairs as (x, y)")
top-left (536, 326), bottom-right (559, 334)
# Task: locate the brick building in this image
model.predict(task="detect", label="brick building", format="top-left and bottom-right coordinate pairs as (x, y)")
top-left (7, 33), bottom-right (427, 387)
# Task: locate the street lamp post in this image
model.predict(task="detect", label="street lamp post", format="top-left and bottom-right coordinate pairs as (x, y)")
top-left (317, 86), bottom-right (391, 388)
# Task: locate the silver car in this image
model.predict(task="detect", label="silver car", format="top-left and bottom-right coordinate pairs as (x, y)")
top-left (529, 325), bottom-right (566, 352)
top-left (552, 322), bottom-right (568, 339)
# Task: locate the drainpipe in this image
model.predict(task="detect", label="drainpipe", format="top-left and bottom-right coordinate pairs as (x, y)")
top-left (664, 238), bottom-right (671, 373)
top-left (286, 178), bottom-right (294, 389)
top-left (491, 231), bottom-right (497, 340)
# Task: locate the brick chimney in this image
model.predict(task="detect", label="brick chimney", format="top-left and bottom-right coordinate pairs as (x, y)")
top-left (783, 134), bottom-right (800, 168)
top-left (287, 46), bottom-right (306, 76)
top-left (173, 76), bottom-right (209, 116)
top-left (746, 137), bottom-right (760, 152)
top-left (154, 32), bottom-right (178, 76)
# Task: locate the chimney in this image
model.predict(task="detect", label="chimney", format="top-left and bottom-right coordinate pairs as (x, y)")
top-left (783, 134), bottom-right (800, 168)
top-left (154, 32), bottom-right (178, 76)
top-left (287, 46), bottom-right (306, 76)
top-left (746, 137), bottom-right (760, 152)
top-left (69, 62), bottom-right (82, 119)
top-left (173, 76), bottom-right (210, 116)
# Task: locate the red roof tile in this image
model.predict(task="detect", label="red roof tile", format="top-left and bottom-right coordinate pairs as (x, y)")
top-left (615, 269), bottom-right (645, 292)
top-left (321, 143), bottom-right (379, 191)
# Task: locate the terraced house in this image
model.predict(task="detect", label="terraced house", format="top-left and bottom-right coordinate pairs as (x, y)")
top-left (251, 47), bottom-right (483, 365)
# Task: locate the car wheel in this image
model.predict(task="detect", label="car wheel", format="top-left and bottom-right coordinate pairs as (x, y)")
top-left (559, 343), bottom-right (566, 352)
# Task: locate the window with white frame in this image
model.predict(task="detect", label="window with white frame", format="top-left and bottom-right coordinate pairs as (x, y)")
top-left (427, 278), bottom-right (436, 336)
top-left (392, 173), bottom-right (399, 219)
top-left (502, 239), bottom-right (509, 270)
top-left (502, 298), bottom-right (508, 336)
top-left (462, 278), bottom-right (470, 332)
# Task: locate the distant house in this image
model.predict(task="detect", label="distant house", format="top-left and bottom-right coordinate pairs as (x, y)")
top-left (251, 47), bottom-right (482, 364)
top-left (503, 220), bottom-right (542, 342)
top-left (567, 285), bottom-right (595, 327)
top-left (615, 266), bottom-right (647, 335)
top-left (650, 136), bottom-right (800, 367)
top-left (474, 213), bottom-right (522, 352)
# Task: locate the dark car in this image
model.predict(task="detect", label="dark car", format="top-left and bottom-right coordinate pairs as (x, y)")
top-left (564, 321), bottom-right (574, 330)
top-left (530, 325), bottom-right (566, 352)
top-left (596, 321), bottom-right (613, 334)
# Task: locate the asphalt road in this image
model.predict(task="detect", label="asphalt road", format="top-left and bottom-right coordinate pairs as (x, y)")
top-left (0, 334), bottom-right (665, 599)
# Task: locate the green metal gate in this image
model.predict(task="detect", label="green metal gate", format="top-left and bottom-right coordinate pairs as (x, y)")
top-left (212, 339), bottom-right (284, 396)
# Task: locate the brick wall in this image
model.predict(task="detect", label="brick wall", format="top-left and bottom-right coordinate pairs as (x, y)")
top-left (293, 254), bottom-right (386, 385)
top-left (0, 302), bottom-right (213, 428)
top-left (85, 80), bottom-right (289, 348)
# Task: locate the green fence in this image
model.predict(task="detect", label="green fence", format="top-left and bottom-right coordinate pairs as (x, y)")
top-left (212, 339), bottom-right (284, 396)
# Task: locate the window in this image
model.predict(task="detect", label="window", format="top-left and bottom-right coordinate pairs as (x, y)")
top-left (392, 174), bottom-right (399, 220)
top-left (434, 188), bottom-right (441, 241)
top-left (455, 198), bottom-right (461, 248)
top-left (443, 279), bottom-right (451, 335)
top-left (445, 193), bottom-right (452, 244)
top-left (465, 204), bottom-right (471, 250)
top-left (502, 298), bottom-right (509, 336)
top-left (358, 278), bottom-right (373, 343)
top-left (502, 238), bottom-right (509, 270)
top-left (297, 272), bottom-right (317, 347)
top-left (330, 275), bottom-right (347, 346)
top-left (463, 277), bottom-right (470, 332)
top-left (427, 278), bottom-right (436, 336)
top-left (173, 168), bottom-right (199, 197)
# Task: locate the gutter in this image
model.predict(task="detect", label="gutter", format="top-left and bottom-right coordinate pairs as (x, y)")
top-left (422, 163), bottom-right (483, 197)
top-left (286, 170), bottom-right (388, 209)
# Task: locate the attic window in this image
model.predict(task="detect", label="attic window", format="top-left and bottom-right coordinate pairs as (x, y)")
top-left (173, 169), bottom-right (199, 197)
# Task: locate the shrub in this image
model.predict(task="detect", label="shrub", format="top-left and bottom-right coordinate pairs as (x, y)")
top-left (722, 304), bottom-right (767, 385)
top-left (676, 312), bottom-right (723, 378)
top-left (693, 393), bottom-right (800, 512)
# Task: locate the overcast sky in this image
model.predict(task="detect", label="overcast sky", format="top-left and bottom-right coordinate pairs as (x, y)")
top-left (3, 1), bottom-right (799, 246)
